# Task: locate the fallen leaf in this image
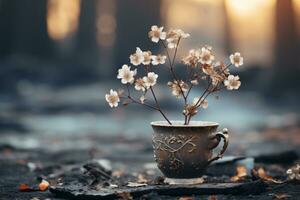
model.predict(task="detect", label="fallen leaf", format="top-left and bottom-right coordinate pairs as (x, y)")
top-left (109, 183), bottom-right (118, 188)
top-left (252, 167), bottom-right (284, 184)
top-left (117, 191), bottom-right (133, 200)
top-left (112, 170), bottom-right (124, 178)
top-left (127, 182), bottom-right (147, 187)
top-left (179, 197), bottom-right (194, 200)
top-left (273, 193), bottom-right (291, 199)
top-left (230, 165), bottom-right (247, 182)
top-left (39, 180), bottom-right (49, 191)
top-left (153, 176), bottom-right (165, 185)
top-left (19, 184), bottom-right (31, 191)
top-left (208, 196), bottom-right (218, 200)
top-left (137, 174), bottom-right (148, 183)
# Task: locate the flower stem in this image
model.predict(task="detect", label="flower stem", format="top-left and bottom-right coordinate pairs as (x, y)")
top-left (150, 86), bottom-right (172, 125)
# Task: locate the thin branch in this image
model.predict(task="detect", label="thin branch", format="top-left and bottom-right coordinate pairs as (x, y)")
top-left (150, 86), bottom-right (172, 125)
top-left (127, 95), bottom-right (158, 111)
top-left (162, 39), bottom-right (187, 102)
top-left (144, 64), bottom-right (172, 125)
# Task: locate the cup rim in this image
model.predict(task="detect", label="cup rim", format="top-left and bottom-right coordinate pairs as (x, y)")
top-left (151, 120), bottom-right (219, 127)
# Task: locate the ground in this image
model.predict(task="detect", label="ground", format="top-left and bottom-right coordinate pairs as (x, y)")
top-left (0, 84), bottom-right (300, 199)
top-left (0, 131), bottom-right (299, 200)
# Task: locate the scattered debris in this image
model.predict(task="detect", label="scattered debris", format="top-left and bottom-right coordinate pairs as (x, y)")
top-left (252, 167), bottom-right (284, 184)
top-left (27, 162), bottom-right (37, 172)
top-left (230, 165), bottom-right (248, 182)
top-left (94, 159), bottom-right (112, 171)
top-left (137, 174), bottom-right (148, 183)
top-left (179, 196), bottom-right (194, 200)
top-left (39, 179), bottom-right (50, 191)
top-left (30, 197), bottom-right (40, 200)
top-left (286, 164), bottom-right (300, 181)
top-left (153, 176), bottom-right (165, 185)
top-left (19, 183), bottom-right (32, 191)
top-left (271, 193), bottom-right (291, 199)
top-left (109, 183), bottom-right (118, 188)
top-left (127, 182), bottom-right (147, 187)
top-left (117, 191), bottom-right (133, 200)
top-left (83, 160), bottom-right (112, 185)
top-left (50, 180), bottom-right (267, 199)
top-left (112, 170), bottom-right (124, 178)
top-left (208, 195), bottom-right (218, 200)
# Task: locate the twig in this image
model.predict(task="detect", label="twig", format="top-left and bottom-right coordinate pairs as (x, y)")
top-left (150, 86), bottom-right (172, 125)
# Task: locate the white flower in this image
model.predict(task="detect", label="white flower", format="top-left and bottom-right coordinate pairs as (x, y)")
top-left (142, 51), bottom-right (152, 65)
top-left (167, 80), bottom-right (189, 98)
top-left (143, 72), bottom-right (158, 88)
top-left (105, 89), bottom-right (120, 108)
top-left (140, 95), bottom-right (146, 104)
top-left (117, 64), bottom-right (136, 84)
top-left (199, 47), bottom-right (214, 65)
top-left (193, 97), bottom-right (208, 109)
top-left (182, 49), bottom-right (201, 67)
top-left (230, 52), bottom-right (244, 67)
top-left (166, 29), bottom-right (190, 49)
top-left (135, 78), bottom-right (147, 91)
top-left (151, 54), bottom-right (167, 65)
top-left (148, 25), bottom-right (166, 43)
top-left (224, 75), bottom-right (241, 90)
top-left (191, 79), bottom-right (199, 85)
top-left (130, 47), bottom-right (144, 66)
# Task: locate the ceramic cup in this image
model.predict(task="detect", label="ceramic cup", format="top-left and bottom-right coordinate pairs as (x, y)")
top-left (151, 121), bottom-right (229, 181)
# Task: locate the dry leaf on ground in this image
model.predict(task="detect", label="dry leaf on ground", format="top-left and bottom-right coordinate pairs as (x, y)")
top-left (117, 191), bottom-right (133, 200)
top-left (127, 182), bottom-right (147, 187)
top-left (252, 167), bottom-right (284, 184)
top-left (39, 180), bottom-right (50, 191)
top-left (19, 183), bottom-right (33, 191)
top-left (137, 174), bottom-right (148, 183)
top-left (230, 165), bottom-right (247, 182)
top-left (273, 193), bottom-right (291, 199)
top-left (208, 195), bottom-right (218, 200)
top-left (112, 170), bottom-right (124, 178)
top-left (179, 197), bottom-right (194, 200)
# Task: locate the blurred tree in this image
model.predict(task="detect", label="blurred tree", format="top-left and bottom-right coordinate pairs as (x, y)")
top-left (222, 0), bottom-right (232, 55)
top-left (75, 0), bottom-right (99, 67)
top-left (268, 0), bottom-right (300, 97)
top-left (0, 0), bottom-right (53, 57)
top-left (114, 0), bottom-right (161, 72)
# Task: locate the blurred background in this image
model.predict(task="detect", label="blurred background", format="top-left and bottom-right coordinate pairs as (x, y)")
top-left (0, 0), bottom-right (299, 152)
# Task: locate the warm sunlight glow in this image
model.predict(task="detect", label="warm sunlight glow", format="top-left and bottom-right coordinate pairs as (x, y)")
top-left (161, 0), bottom-right (226, 59)
top-left (226, 0), bottom-right (276, 66)
top-left (96, 0), bottom-right (116, 47)
top-left (47, 0), bottom-right (81, 40)
top-left (226, 0), bottom-right (272, 17)
top-left (293, 0), bottom-right (300, 36)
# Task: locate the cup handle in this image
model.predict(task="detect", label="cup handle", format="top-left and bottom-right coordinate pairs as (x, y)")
top-left (207, 128), bottom-right (229, 164)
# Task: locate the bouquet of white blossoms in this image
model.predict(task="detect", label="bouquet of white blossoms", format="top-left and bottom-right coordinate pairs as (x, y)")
top-left (105, 25), bottom-right (243, 125)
